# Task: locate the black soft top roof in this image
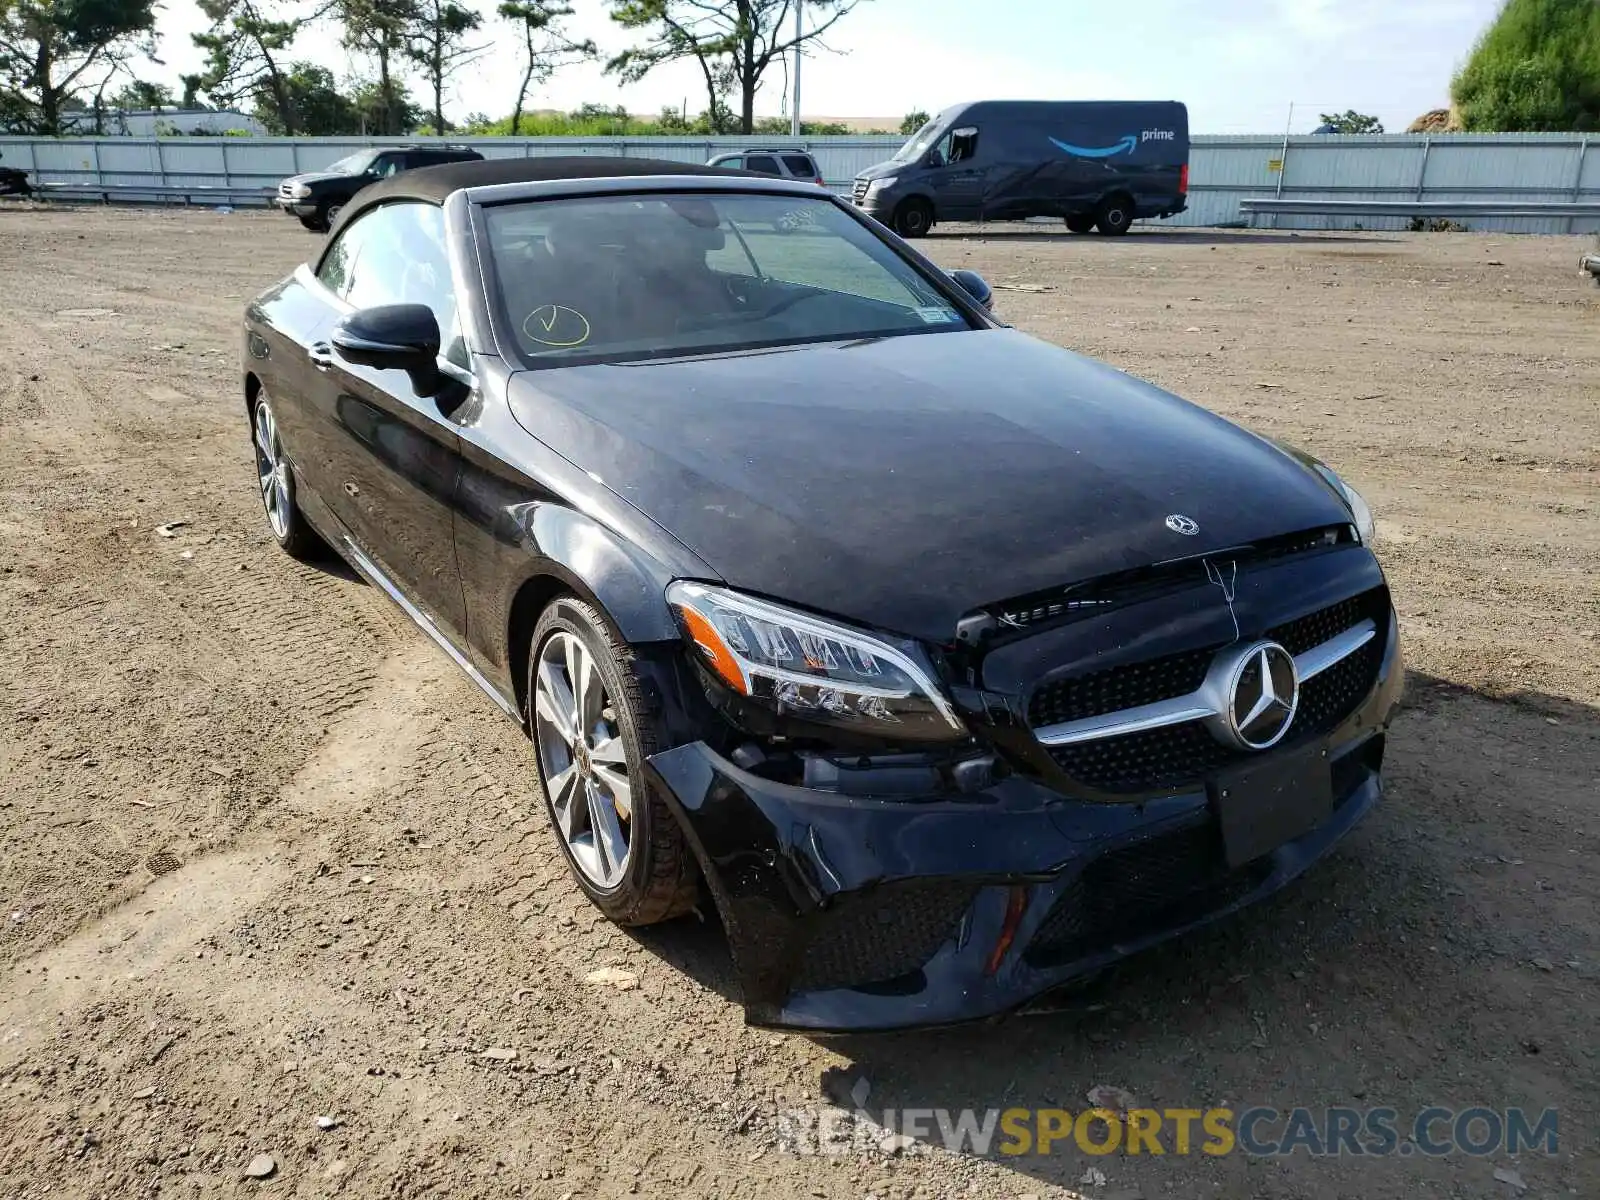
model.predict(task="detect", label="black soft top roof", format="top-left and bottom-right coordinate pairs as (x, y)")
top-left (337, 155), bottom-right (755, 228)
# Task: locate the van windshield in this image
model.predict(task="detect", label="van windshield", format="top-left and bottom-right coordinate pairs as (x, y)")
top-left (890, 120), bottom-right (942, 164)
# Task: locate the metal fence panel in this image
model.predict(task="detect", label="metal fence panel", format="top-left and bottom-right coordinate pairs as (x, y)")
top-left (3, 132), bottom-right (1596, 231)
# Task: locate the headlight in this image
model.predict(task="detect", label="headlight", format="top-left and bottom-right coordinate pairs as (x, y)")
top-left (1340, 481), bottom-right (1375, 544)
top-left (868, 176), bottom-right (898, 192)
top-left (666, 581), bottom-right (965, 741)
top-left (1318, 470), bottom-right (1375, 544)
top-left (291, 183), bottom-right (312, 198)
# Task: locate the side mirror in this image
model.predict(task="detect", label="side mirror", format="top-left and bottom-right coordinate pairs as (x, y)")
top-left (948, 268), bottom-right (993, 310)
top-left (925, 150), bottom-right (944, 169)
top-left (332, 303), bottom-right (442, 396)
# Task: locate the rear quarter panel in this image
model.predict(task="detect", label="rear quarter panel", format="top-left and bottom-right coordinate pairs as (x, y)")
top-left (243, 270), bottom-right (335, 467)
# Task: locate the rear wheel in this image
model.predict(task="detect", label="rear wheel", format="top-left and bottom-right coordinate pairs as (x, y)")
top-left (1094, 194), bottom-right (1134, 237)
top-left (893, 197), bottom-right (934, 239)
top-left (528, 597), bottom-right (699, 926)
top-left (1065, 214), bottom-right (1095, 234)
top-left (250, 391), bottom-right (322, 560)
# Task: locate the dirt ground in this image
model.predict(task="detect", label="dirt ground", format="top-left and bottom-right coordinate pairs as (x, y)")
top-left (0, 205), bottom-right (1596, 1200)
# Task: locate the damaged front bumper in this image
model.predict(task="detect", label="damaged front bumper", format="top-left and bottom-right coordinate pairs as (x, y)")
top-left (644, 621), bottom-right (1403, 1033)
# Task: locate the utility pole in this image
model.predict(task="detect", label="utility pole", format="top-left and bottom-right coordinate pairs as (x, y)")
top-left (790, 1), bottom-right (802, 137)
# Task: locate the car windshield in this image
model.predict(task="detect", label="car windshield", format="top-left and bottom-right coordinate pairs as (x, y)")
top-left (324, 150), bottom-right (379, 175)
top-left (890, 121), bottom-right (943, 164)
top-left (484, 192), bottom-right (974, 368)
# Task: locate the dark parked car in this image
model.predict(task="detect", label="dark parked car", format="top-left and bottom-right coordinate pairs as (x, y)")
top-left (274, 145), bottom-right (482, 231)
top-left (0, 149), bottom-right (32, 197)
top-left (243, 157), bottom-right (1400, 1031)
top-left (855, 99), bottom-right (1189, 237)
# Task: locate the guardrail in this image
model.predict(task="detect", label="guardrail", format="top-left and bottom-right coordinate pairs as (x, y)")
top-left (1241, 198), bottom-right (1600, 222)
top-left (33, 181), bottom-right (276, 206)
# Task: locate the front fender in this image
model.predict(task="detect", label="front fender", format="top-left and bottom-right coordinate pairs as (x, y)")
top-left (506, 502), bottom-right (685, 645)
top-left (452, 374), bottom-right (722, 700)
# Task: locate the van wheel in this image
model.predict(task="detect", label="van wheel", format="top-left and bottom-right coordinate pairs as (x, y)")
top-left (894, 198), bottom-right (934, 238)
top-left (1094, 195), bottom-right (1134, 237)
top-left (1065, 214), bottom-right (1095, 234)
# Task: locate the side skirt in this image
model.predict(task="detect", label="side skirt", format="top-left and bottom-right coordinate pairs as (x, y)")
top-left (341, 535), bottom-right (522, 723)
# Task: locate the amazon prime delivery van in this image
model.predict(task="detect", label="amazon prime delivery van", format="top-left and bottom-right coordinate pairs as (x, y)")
top-left (853, 100), bottom-right (1189, 237)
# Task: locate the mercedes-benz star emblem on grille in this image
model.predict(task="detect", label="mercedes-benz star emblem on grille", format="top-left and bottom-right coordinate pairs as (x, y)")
top-left (1165, 513), bottom-right (1199, 536)
top-left (1224, 641), bottom-right (1300, 750)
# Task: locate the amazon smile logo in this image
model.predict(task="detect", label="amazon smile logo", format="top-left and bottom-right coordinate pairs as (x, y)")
top-left (1048, 130), bottom-right (1174, 158)
top-left (522, 304), bottom-right (591, 348)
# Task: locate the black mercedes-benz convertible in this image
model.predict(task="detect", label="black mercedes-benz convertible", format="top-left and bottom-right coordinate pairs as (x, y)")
top-left (242, 156), bottom-right (1401, 1031)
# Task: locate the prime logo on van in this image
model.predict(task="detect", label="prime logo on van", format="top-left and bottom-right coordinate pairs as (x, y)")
top-left (1048, 130), bottom-right (1176, 158)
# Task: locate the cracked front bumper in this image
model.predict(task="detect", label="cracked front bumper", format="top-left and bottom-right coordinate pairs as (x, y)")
top-left (644, 621), bottom-right (1403, 1032)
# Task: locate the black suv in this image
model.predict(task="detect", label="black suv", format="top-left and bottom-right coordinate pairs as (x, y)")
top-left (274, 145), bottom-right (482, 231)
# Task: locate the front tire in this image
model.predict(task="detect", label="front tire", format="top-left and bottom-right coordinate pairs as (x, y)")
top-left (1094, 195), bottom-right (1134, 236)
top-left (251, 391), bottom-right (322, 560)
top-left (528, 597), bottom-right (698, 927)
top-left (893, 197), bottom-right (934, 238)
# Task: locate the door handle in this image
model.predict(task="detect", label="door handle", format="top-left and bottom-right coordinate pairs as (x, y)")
top-left (309, 343), bottom-right (335, 370)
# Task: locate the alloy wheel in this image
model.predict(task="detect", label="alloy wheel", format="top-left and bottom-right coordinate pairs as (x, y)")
top-left (533, 629), bottom-right (633, 888)
top-left (253, 398), bottom-right (292, 540)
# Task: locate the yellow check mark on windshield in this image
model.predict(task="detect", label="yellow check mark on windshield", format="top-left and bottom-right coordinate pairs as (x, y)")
top-left (524, 304), bottom-right (591, 348)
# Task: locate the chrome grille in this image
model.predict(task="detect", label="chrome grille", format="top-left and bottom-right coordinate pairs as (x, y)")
top-left (1267, 593), bottom-right (1372, 656)
top-left (852, 177), bottom-right (869, 204)
top-left (1031, 589), bottom-right (1388, 794)
top-left (1029, 646), bottom-right (1215, 728)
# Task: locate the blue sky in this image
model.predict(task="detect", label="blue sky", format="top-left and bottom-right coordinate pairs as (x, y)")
top-left (143, 0), bottom-right (1505, 133)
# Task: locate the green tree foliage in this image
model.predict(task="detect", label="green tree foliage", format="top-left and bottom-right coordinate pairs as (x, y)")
top-left (193, 0), bottom-right (307, 134)
top-left (1452, 0), bottom-right (1600, 131)
top-left (1318, 109), bottom-right (1383, 133)
top-left (112, 78), bottom-right (174, 109)
top-left (0, 0), bottom-right (160, 132)
top-left (899, 108), bottom-right (928, 135)
top-left (339, 0), bottom-right (417, 134)
top-left (251, 60), bottom-right (351, 133)
top-left (497, 0), bottom-right (594, 134)
top-left (406, 0), bottom-right (485, 133)
top-left (349, 75), bottom-right (421, 133)
top-left (606, 0), bottom-right (865, 135)
top-left (750, 113), bottom-right (846, 134)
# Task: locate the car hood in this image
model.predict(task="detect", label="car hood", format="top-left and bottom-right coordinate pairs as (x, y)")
top-left (506, 330), bottom-right (1354, 642)
top-left (282, 171), bottom-right (349, 188)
